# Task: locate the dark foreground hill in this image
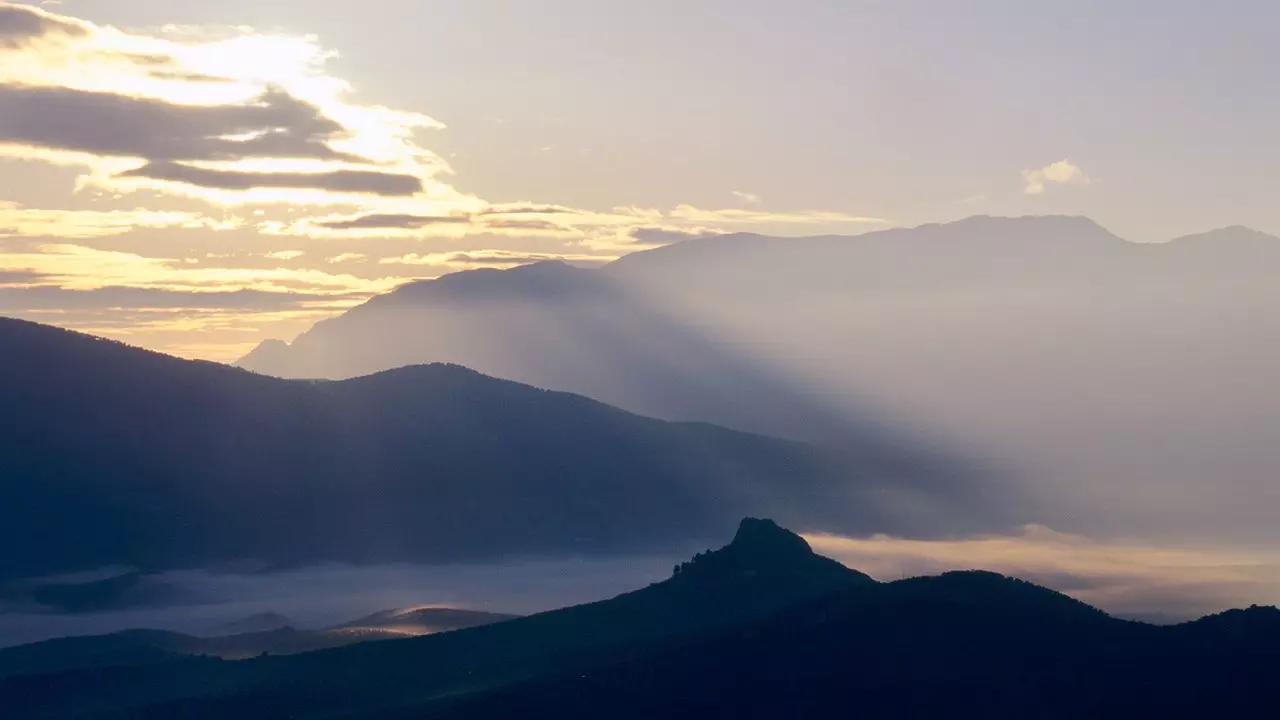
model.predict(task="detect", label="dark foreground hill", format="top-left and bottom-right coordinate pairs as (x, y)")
top-left (0, 318), bottom-right (991, 588)
top-left (2, 519), bottom-right (1277, 719)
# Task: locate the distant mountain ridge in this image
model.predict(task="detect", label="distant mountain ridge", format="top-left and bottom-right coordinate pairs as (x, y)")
top-left (237, 255), bottom-right (919, 447)
top-left (2, 518), bottom-right (1276, 719)
top-left (236, 214), bottom-right (1280, 543)
top-left (236, 214), bottom-right (1280, 439)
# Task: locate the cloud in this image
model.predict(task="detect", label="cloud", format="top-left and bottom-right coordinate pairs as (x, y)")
top-left (279, 210), bottom-right (575, 238)
top-left (669, 204), bottom-right (889, 226)
top-left (629, 226), bottom-right (726, 246)
top-left (312, 213), bottom-right (472, 230)
top-left (481, 219), bottom-right (570, 233)
top-left (0, 2), bottom-right (85, 48)
top-left (0, 84), bottom-right (353, 163)
top-left (476, 204), bottom-right (577, 217)
top-left (119, 161), bottom-right (423, 197)
top-left (0, 242), bottom-right (399, 295)
top-left (264, 250), bottom-right (304, 261)
top-left (1023, 159), bottom-right (1091, 195)
top-left (0, 202), bottom-right (231, 238)
top-left (0, 285), bottom-right (344, 312)
top-left (0, 269), bottom-right (45, 286)
top-left (808, 527), bottom-right (1280, 621)
top-left (380, 249), bottom-right (615, 269)
top-left (326, 253), bottom-right (366, 264)
top-left (0, 4), bottom-right (450, 206)
top-left (731, 191), bottom-right (762, 205)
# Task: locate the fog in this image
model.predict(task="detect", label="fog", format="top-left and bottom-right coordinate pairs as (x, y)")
top-left (0, 556), bottom-right (680, 649)
top-left (8, 520), bottom-right (1277, 648)
top-left (810, 528), bottom-right (1280, 624)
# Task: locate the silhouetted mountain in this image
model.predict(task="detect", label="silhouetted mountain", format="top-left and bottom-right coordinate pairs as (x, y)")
top-left (234, 338), bottom-right (291, 373)
top-left (0, 318), bottom-right (986, 588)
top-left (0, 629), bottom-right (200, 680)
top-left (406, 573), bottom-right (1277, 720)
top-left (1, 519), bottom-right (1276, 719)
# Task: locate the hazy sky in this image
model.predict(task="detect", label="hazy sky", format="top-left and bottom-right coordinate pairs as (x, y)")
top-left (1, 0), bottom-right (1277, 358)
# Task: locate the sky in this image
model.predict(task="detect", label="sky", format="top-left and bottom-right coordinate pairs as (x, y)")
top-left (1, 0), bottom-right (1278, 359)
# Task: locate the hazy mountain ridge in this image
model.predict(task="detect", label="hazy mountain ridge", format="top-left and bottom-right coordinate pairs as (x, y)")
top-left (237, 214), bottom-right (1280, 544)
top-left (0, 317), bottom-right (990, 588)
top-left (2, 519), bottom-right (1276, 719)
top-left (230, 214), bottom-right (1280, 542)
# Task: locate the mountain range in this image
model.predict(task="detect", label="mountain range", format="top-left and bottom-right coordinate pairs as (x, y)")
top-left (0, 317), bottom-right (995, 590)
top-left (2, 519), bottom-right (1275, 719)
top-left (236, 215), bottom-right (1280, 542)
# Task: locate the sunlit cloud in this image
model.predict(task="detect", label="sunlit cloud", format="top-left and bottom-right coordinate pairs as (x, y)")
top-left (1023, 159), bottom-right (1090, 195)
top-left (326, 252), bottom-right (367, 264)
top-left (731, 190), bottom-right (762, 205)
top-left (808, 527), bottom-right (1280, 621)
top-left (0, 242), bottom-right (398, 295)
top-left (669, 204), bottom-right (889, 226)
top-left (0, 284), bottom-right (346, 312)
top-left (0, 1), bottom-right (460, 209)
top-left (0, 202), bottom-right (234, 238)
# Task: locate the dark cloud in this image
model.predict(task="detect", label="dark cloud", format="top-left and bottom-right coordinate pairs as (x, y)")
top-left (629, 227), bottom-right (722, 245)
top-left (310, 212), bottom-right (574, 233)
top-left (0, 84), bottom-right (355, 163)
top-left (482, 219), bottom-right (568, 232)
top-left (446, 252), bottom-right (608, 267)
top-left (147, 70), bottom-right (236, 83)
top-left (0, 285), bottom-right (343, 312)
top-left (0, 270), bottom-right (46, 287)
top-left (477, 205), bottom-right (576, 216)
top-left (115, 51), bottom-right (183, 67)
top-left (0, 4), bottom-right (86, 48)
top-left (448, 252), bottom-right (553, 266)
top-left (314, 213), bottom-right (470, 230)
top-left (121, 161), bottom-right (423, 197)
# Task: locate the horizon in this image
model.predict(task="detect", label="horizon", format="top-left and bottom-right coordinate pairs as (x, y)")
top-left (2, 0), bottom-right (1279, 684)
